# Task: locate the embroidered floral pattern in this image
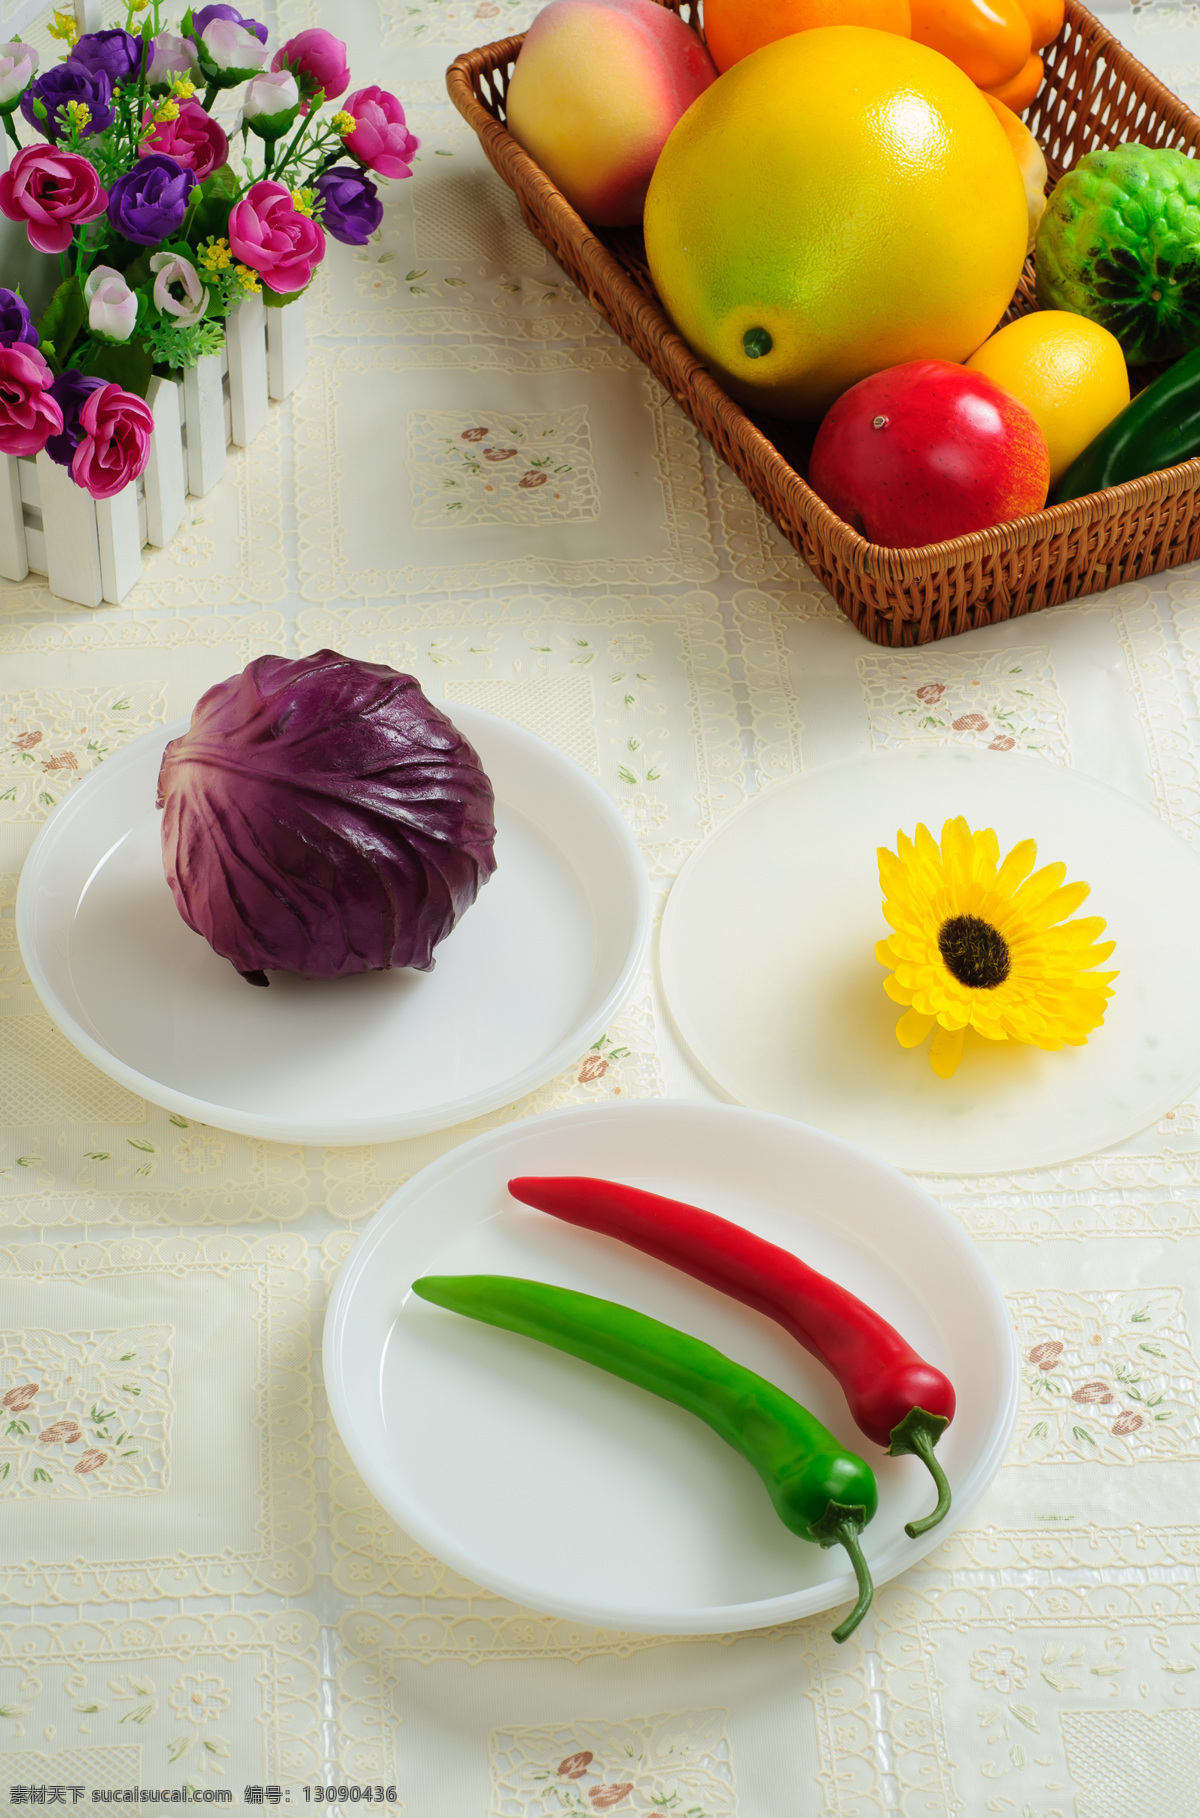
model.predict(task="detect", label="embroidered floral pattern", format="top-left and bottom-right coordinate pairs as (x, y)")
top-left (1012, 1288), bottom-right (1200, 1463)
top-left (406, 407), bottom-right (600, 528)
top-left (169, 1672), bottom-right (232, 1723)
top-left (969, 1646), bottom-right (1029, 1693)
top-left (488, 1709), bottom-right (735, 1815)
top-left (1, 684), bottom-right (168, 820)
top-left (378, 0), bottom-right (535, 48)
top-left (0, 1327), bottom-right (173, 1498)
top-left (856, 649), bottom-right (1070, 761)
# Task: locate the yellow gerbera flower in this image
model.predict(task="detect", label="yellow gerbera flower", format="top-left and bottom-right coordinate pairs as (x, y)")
top-left (876, 817), bottom-right (1117, 1079)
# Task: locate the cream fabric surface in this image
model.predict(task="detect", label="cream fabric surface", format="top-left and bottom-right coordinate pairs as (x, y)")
top-left (2, 0), bottom-right (1200, 1808)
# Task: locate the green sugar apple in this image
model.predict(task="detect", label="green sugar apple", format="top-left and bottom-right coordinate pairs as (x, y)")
top-left (1036, 142), bottom-right (1200, 366)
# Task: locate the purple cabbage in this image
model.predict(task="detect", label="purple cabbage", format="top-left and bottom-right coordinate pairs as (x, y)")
top-left (156, 650), bottom-right (497, 984)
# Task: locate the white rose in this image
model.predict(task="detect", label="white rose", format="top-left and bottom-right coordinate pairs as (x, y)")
top-left (84, 266), bottom-right (138, 343)
top-left (0, 41), bottom-right (38, 106)
top-left (200, 17), bottom-right (268, 73)
top-left (150, 250), bottom-right (209, 328)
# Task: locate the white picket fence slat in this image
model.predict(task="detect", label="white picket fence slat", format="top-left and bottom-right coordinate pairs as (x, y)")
top-left (0, 296), bottom-right (305, 604)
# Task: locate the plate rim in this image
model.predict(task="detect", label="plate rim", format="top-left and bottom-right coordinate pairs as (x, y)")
top-left (15, 708), bottom-right (652, 1146)
top-left (659, 745), bottom-right (1200, 1176)
top-left (322, 1097), bottom-right (1021, 1635)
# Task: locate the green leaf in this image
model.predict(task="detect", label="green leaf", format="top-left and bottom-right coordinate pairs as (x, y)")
top-left (203, 162), bottom-right (240, 201)
top-left (37, 276), bottom-right (87, 373)
top-left (186, 169), bottom-right (239, 251)
top-left (261, 282), bottom-right (307, 309)
top-left (72, 339), bottom-right (155, 398)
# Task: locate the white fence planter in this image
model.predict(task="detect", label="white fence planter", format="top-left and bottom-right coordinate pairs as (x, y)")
top-left (0, 295), bottom-right (305, 607)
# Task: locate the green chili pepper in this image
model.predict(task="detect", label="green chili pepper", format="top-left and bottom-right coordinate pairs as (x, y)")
top-left (412, 1273), bottom-right (880, 1641)
top-left (1054, 344), bottom-right (1200, 503)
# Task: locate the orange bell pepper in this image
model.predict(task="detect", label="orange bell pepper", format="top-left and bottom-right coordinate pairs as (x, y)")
top-left (909, 0), bottom-right (1031, 89)
top-left (983, 51), bottom-right (1044, 111)
top-left (1013, 0), bottom-right (1063, 51)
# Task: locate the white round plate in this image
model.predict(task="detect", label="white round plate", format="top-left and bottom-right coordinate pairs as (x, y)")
top-left (660, 747), bottom-right (1200, 1175)
top-left (16, 708), bottom-right (650, 1146)
top-left (324, 1100), bottom-right (1018, 1635)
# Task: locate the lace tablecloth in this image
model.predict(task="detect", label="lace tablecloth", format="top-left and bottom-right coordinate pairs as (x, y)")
top-left (3, 0), bottom-right (1200, 1809)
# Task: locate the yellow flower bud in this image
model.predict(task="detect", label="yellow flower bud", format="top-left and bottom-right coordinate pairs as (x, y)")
top-left (331, 111), bottom-right (357, 137)
top-left (290, 187), bottom-right (316, 217)
top-left (235, 265), bottom-right (261, 293)
top-left (65, 100), bottom-right (91, 129)
top-left (154, 98), bottom-right (180, 122)
top-left (48, 10), bottom-right (80, 45)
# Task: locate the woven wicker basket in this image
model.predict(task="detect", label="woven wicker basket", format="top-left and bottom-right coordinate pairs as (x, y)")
top-left (448, 1), bottom-right (1200, 643)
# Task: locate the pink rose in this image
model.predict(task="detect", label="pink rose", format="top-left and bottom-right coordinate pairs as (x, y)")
top-left (0, 345), bottom-right (63, 457)
top-left (273, 27), bottom-right (350, 100)
top-left (0, 142), bottom-right (107, 255)
top-left (342, 85), bottom-right (419, 179)
top-left (71, 383), bottom-right (154, 500)
top-left (140, 99), bottom-right (228, 180)
top-left (228, 178), bottom-right (325, 293)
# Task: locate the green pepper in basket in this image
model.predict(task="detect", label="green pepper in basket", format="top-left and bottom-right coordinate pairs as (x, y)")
top-left (412, 1272), bottom-right (880, 1641)
top-left (1053, 344), bottom-right (1200, 502)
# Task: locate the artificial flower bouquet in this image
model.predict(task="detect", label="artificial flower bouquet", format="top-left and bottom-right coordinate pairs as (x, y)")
top-left (0, 0), bottom-right (417, 501)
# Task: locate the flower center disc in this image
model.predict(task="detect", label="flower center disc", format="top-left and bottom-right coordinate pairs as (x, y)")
top-left (938, 913), bottom-right (1011, 989)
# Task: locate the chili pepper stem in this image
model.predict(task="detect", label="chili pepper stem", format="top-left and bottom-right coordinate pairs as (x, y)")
top-left (808, 1502), bottom-right (874, 1642)
top-left (887, 1407), bottom-right (952, 1537)
top-left (825, 1520), bottom-right (874, 1643)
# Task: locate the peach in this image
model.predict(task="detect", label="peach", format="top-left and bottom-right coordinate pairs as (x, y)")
top-left (505, 0), bottom-right (717, 227)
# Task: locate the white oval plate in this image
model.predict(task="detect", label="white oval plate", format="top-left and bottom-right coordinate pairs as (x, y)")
top-left (324, 1100), bottom-right (1019, 1635)
top-left (660, 746), bottom-right (1200, 1175)
top-left (16, 708), bottom-right (650, 1146)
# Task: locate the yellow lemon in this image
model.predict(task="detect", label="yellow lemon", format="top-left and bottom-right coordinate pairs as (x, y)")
top-left (643, 26), bottom-right (1028, 420)
top-left (966, 310), bottom-right (1130, 484)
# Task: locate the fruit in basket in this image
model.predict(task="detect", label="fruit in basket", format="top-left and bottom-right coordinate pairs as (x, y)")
top-left (808, 359), bottom-right (1050, 546)
top-left (908, 0), bottom-right (1030, 90)
top-left (643, 27), bottom-right (1028, 418)
top-left (982, 52), bottom-right (1043, 112)
top-left (982, 95), bottom-right (1047, 251)
top-left (1013, 0), bottom-right (1062, 51)
top-left (967, 310), bottom-right (1129, 485)
top-left (504, 0), bottom-right (716, 227)
top-left (1036, 144), bottom-right (1200, 365)
top-left (701, 0), bottom-right (911, 73)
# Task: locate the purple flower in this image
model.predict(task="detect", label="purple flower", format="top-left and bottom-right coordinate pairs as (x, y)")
top-left (0, 287), bottom-right (39, 349)
top-left (20, 62), bottom-right (113, 141)
top-left (45, 369), bottom-right (106, 469)
top-left (69, 28), bottom-right (143, 87)
top-left (107, 153), bottom-right (196, 246)
top-left (313, 164), bottom-right (383, 246)
top-left (192, 5), bottom-right (268, 45)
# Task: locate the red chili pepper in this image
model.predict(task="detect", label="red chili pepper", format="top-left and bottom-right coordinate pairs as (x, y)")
top-left (507, 1175), bottom-right (957, 1536)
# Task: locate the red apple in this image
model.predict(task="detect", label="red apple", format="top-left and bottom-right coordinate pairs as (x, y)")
top-left (808, 359), bottom-right (1050, 548)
